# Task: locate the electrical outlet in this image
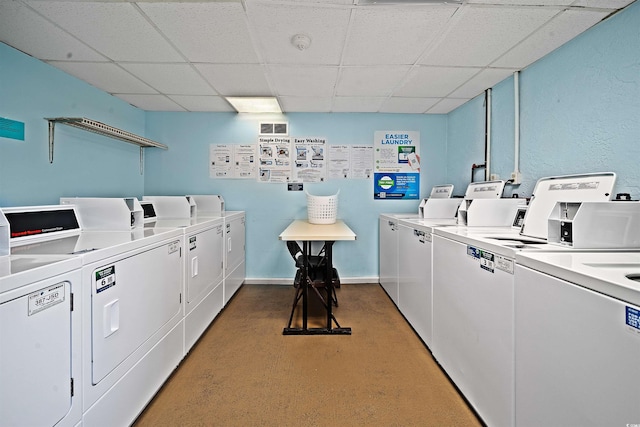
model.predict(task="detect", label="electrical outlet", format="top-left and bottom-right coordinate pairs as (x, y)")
top-left (511, 171), bottom-right (522, 185)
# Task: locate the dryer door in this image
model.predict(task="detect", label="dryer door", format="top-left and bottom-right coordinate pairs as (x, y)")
top-left (91, 240), bottom-right (182, 384)
top-left (186, 223), bottom-right (224, 310)
top-left (0, 280), bottom-right (72, 426)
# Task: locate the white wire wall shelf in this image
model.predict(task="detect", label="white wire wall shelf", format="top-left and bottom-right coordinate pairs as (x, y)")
top-left (45, 117), bottom-right (168, 174)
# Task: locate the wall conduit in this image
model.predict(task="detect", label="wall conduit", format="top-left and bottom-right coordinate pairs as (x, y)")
top-left (485, 88), bottom-right (492, 181)
top-left (514, 71), bottom-right (521, 178)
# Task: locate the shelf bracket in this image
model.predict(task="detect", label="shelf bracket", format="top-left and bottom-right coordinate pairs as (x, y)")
top-left (48, 120), bottom-right (55, 163)
top-left (140, 146), bottom-right (144, 175)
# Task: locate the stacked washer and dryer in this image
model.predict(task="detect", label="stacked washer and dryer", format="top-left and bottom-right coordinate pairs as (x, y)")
top-left (2, 198), bottom-right (185, 426)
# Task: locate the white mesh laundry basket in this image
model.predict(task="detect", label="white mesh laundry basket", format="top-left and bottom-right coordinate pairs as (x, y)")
top-left (306, 190), bottom-right (339, 224)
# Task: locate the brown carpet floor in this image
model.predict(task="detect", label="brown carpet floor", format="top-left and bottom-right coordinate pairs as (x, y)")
top-left (133, 284), bottom-right (482, 427)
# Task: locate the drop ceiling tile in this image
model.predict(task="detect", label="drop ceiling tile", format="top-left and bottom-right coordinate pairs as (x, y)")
top-left (46, 61), bottom-right (157, 94)
top-left (572, 0), bottom-right (635, 8)
top-left (420, 6), bottom-right (559, 67)
top-left (279, 97), bottom-right (333, 113)
top-left (281, 0), bottom-right (354, 3)
top-left (268, 66), bottom-right (339, 97)
top-left (168, 95), bottom-right (234, 112)
top-left (337, 66), bottom-right (411, 96)
top-left (138, 2), bottom-right (259, 64)
top-left (246, 3), bottom-right (351, 65)
top-left (493, 9), bottom-right (611, 69)
top-left (448, 67), bottom-right (516, 98)
top-left (426, 98), bottom-right (470, 114)
top-left (0, 1), bottom-right (106, 61)
top-left (467, 0), bottom-right (572, 4)
top-left (332, 97), bottom-right (385, 112)
top-left (514, 9), bottom-right (617, 65)
top-left (195, 64), bottom-right (272, 96)
top-left (115, 94), bottom-right (186, 112)
top-left (120, 63), bottom-right (215, 95)
top-left (26, 1), bottom-right (182, 62)
top-left (379, 97), bottom-right (441, 114)
top-left (343, 6), bottom-right (457, 66)
top-left (395, 66), bottom-right (480, 98)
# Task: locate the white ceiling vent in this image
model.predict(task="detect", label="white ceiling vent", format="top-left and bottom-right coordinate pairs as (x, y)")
top-left (260, 122), bottom-right (289, 136)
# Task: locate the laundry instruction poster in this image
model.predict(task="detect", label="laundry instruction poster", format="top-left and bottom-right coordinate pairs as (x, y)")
top-left (209, 144), bottom-right (257, 179)
top-left (373, 131), bottom-right (420, 199)
top-left (258, 136), bottom-right (292, 183)
top-left (293, 137), bottom-right (327, 182)
top-left (209, 144), bottom-right (233, 178)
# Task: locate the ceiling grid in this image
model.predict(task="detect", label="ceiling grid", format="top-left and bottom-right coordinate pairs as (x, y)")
top-left (0, 0), bottom-right (631, 114)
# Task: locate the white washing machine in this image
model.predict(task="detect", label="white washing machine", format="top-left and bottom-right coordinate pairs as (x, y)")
top-left (514, 251), bottom-right (640, 427)
top-left (396, 216), bottom-right (457, 347)
top-left (379, 184), bottom-right (460, 307)
top-left (0, 239), bottom-right (82, 427)
top-left (143, 196), bottom-right (225, 354)
top-left (4, 202), bottom-right (184, 427)
top-left (430, 173), bottom-right (621, 427)
top-left (379, 213), bottom-right (401, 306)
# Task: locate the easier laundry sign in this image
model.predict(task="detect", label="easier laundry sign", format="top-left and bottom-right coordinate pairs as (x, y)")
top-left (373, 131), bottom-right (420, 200)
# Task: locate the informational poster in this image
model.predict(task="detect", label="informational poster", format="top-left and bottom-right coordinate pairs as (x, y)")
top-left (373, 131), bottom-right (420, 199)
top-left (327, 145), bottom-right (374, 179)
top-left (210, 144), bottom-right (257, 179)
top-left (350, 145), bottom-right (373, 179)
top-left (258, 136), bottom-right (292, 183)
top-left (209, 144), bottom-right (233, 178)
top-left (293, 137), bottom-right (327, 182)
top-left (328, 145), bottom-right (350, 179)
top-left (209, 139), bottom-right (375, 182)
top-left (233, 145), bottom-right (257, 179)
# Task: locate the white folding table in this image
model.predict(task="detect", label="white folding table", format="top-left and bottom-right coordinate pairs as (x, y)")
top-left (279, 220), bottom-right (356, 335)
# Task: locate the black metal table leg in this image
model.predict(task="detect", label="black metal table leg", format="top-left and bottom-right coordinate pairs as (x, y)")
top-left (283, 238), bottom-right (351, 336)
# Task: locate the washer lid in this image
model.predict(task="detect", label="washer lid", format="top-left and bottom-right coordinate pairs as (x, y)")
top-left (521, 172), bottom-right (616, 240)
top-left (463, 180), bottom-right (505, 199)
top-left (429, 184), bottom-right (454, 199)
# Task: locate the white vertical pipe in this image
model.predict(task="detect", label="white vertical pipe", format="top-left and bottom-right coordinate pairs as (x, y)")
top-left (485, 88), bottom-right (492, 181)
top-left (514, 71), bottom-right (520, 174)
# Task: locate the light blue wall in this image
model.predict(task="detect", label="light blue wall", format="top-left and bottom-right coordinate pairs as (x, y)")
top-left (446, 96), bottom-right (486, 196)
top-left (0, 43), bottom-right (147, 206)
top-left (143, 112), bottom-right (448, 280)
top-left (2, 0), bottom-right (639, 280)
top-left (448, 1), bottom-right (640, 199)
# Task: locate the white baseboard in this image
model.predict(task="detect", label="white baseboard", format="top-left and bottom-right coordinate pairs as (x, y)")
top-left (243, 277), bottom-right (379, 285)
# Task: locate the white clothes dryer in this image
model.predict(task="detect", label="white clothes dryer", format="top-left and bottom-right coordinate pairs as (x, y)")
top-left (221, 211), bottom-right (245, 305)
top-left (0, 253), bottom-right (82, 427)
top-left (4, 203), bottom-right (184, 427)
top-left (142, 196), bottom-right (225, 354)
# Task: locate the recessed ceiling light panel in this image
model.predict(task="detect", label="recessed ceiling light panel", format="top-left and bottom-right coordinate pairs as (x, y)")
top-left (225, 97), bottom-right (282, 114)
top-left (357, 0), bottom-right (462, 4)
